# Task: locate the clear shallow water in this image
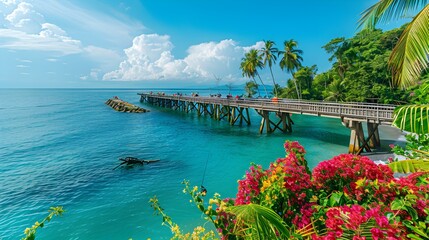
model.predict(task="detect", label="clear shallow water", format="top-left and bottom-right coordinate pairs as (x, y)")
top-left (0, 89), bottom-right (401, 239)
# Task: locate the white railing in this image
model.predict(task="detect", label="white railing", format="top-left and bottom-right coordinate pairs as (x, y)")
top-left (139, 93), bottom-right (396, 124)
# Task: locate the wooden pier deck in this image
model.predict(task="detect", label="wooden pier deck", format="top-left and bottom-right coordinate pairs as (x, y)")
top-left (138, 93), bottom-right (396, 154)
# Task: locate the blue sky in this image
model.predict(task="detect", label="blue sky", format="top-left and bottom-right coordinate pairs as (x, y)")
top-left (0, 0), bottom-right (405, 88)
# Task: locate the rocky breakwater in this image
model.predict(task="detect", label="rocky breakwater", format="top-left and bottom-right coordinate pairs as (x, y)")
top-left (105, 97), bottom-right (149, 113)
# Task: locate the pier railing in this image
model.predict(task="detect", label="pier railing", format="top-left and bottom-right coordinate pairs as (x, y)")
top-left (138, 93), bottom-right (395, 125)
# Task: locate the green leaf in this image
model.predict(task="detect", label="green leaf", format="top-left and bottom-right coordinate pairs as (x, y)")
top-left (388, 159), bottom-right (429, 173)
top-left (406, 206), bottom-right (419, 220)
top-left (329, 192), bottom-right (343, 207)
top-left (393, 105), bottom-right (429, 134)
top-left (391, 199), bottom-right (403, 210)
top-left (407, 233), bottom-right (425, 240)
top-left (227, 203), bottom-right (290, 239)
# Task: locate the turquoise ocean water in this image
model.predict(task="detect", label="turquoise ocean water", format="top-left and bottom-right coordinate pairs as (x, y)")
top-left (0, 89), bottom-right (401, 239)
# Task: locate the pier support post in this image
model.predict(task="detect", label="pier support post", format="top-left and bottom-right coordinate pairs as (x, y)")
top-left (347, 120), bottom-right (363, 154)
top-left (343, 119), bottom-right (372, 154)
top-left (258, 110), bottom-right (272, 134)
top-left (230, 107), bottom-right (251, 126)
top-left (257, 111), bottom-right (293, 134)
top-left (367, 122), bottom-right (380, 148)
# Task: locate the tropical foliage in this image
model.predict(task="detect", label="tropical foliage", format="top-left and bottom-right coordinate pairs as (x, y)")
top-left (392, 78), bottom-right (429, 134)
top-left (317, 28), bottom-right (411, 103)
top-left (244, 81), bottom-right (258, 98)
top-left (279, 40), bottom-right (304, 99)
top-left (240, 49), bottom-right (268, 97)
top-left (260, 40), bottom-right (279, 97)
top-left (359, 0), bottom-right (429, 89)
top-left (388, 133), bottom-right (429, 173)
top-left (242, 28), bottom-right (411, 103)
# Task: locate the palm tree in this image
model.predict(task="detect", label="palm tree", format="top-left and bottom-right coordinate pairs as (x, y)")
top-left (322, 37), bottom-right (350, 80)
top-left (240, 49), bottom-right (268, 97)
top-left (260, 40), bottom-right (279, 97)
top-left (240, 54), bottom-right (260, 97)
top-left (324, 78), bottom-right (346, 102)
top-left (359, 1), bottom-right (429, 135)
top-left (279, 39), bottom-right (304, 99)
top-left (244, 81), bottom-right (258, 98)
top-left (359, 1), bottom-right (429, 89)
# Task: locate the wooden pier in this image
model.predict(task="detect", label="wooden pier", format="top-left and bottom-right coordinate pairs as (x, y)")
top-left (138, 93), bottom-right (396, 154)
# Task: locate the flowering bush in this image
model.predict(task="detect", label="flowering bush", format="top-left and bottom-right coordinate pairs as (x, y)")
top-left (312, 154), bottom-right (393, 193)
top-left (177, 141), bottom-right (429, 239)
top-left (316, 205), bottom-right (403, 239)
top-left (212, 141), bottom-right (429, 239)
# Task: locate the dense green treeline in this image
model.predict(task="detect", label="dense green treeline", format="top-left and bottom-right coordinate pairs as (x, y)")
top-left (242, 25), bottom-right (427, 104)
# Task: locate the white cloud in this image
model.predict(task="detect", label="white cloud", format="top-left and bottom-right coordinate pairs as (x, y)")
top-left (0, 28), bottom-right (82, 54)
top-left (33, 0), bottom-right (144, 46)
top-left (5, 2), bottom-right (43, 33)
top-left (16, 64), bottom-right (27, 67)
top-left (46, 58), bottom-right (57, 62)
top-left (103, 33), bottom-right (263, 82)
top-left (0, 2), bottom-right (82, 55)
top-left (0, 0), bottom-right (19, 6)
top-left (182, 39), bottom-right (244, 80)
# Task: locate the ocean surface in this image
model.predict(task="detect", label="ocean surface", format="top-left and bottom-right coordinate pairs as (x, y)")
top-left (0, 88), bottom-right (404, 240)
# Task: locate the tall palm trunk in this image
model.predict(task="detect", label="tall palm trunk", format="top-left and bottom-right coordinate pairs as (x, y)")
top-left (256, 73), bottom-right (268, 97)
top-left (291, 71), bottom-right (301, 99)
top-left (252, 76), bottom-right (261, 97)
top-left (294, 79), bottom-right (301, 99)
top-left (269, 67), bottom-right (278, 97)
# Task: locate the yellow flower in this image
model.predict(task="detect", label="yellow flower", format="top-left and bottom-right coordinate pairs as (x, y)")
top-left (171, 225), bottom-right (180, 234)
top-left (310, 195), bottom-right (318, 202)
top-left (355, 178), bottom-right (365, 188)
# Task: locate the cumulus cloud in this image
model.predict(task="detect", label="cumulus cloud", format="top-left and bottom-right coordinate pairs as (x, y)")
top-left (5, 2), bottom-right (44, 33)
top-left (103, 33), bottom-right (263, 82)
top-left (0, 2), bottom-right (82, 55)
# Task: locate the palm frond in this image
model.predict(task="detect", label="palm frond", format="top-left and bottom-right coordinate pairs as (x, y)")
top-left (393, 104), bottom-right (429, 134)
top-left (358, 0), bottom-right (429, 30)
top-left (227, 203), bottom-right (290, 239)
top-left (388, 159), bottom-right (429, 173)
top-left (389, 5), bottom-right (429, 88)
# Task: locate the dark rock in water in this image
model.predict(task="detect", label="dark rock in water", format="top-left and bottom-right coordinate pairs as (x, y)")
top-left (105, 97), bottom-right (149, 113)
top-left (113, 156), bottom-right (160, 170)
